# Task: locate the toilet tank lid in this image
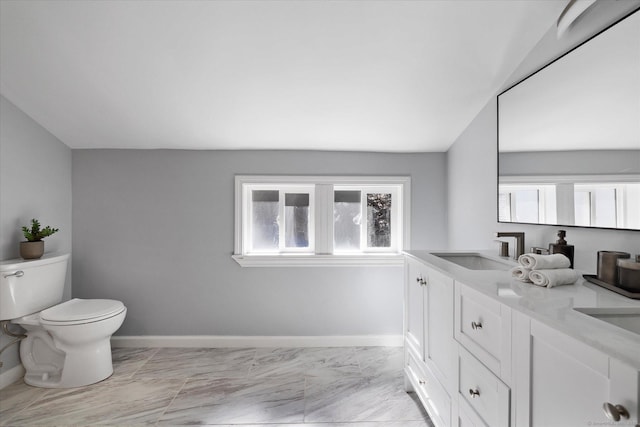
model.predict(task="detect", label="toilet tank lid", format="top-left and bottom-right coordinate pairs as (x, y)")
top-left (41, 298), bottom-right (125, 322)
top-left (0, 253), bottom-right (69, 272)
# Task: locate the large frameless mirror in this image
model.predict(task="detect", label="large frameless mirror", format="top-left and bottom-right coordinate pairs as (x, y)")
top-left (497, 10), bottom-right (640, 231)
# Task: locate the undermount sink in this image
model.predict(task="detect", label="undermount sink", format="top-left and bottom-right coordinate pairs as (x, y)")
top-left (431, 252), bottom-right (514, 271)
top-left (574, 307), bottom-right (640, 336)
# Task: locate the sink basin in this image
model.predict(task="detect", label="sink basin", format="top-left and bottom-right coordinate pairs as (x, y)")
top-left (431, 252), bottom-right (514, 271)
top-left (574, 307), bottom-right (640, 335)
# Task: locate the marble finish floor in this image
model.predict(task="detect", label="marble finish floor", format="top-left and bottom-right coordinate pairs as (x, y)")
top-left (0, 346), bottom-right (433, 426)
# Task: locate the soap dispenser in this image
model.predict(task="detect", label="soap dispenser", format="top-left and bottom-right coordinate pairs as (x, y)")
top-left (548, 229), bottom-right (574, 268)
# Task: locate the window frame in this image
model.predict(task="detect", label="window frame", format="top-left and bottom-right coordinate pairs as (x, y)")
top-left (233, 175), bottom-right (411, 267)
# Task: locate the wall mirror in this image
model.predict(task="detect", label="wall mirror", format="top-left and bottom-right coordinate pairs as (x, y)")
top-left (498, 10), bottom-right (639, 231)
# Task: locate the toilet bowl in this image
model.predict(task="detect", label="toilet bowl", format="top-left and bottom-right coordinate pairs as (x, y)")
top-left (0, 254), bottom-right (127, 388)
top-left (15, 298), bottom-right (126, 388)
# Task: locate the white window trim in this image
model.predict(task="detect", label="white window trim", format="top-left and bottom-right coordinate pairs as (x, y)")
top-left (233, 175), bottom-right (411, 267)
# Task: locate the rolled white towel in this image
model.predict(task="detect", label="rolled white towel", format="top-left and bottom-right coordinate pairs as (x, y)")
top-left (529, 268), bottom-right (579, 288)
top-left (510, 266), bottom-right (532, 282)
top-left (518, 253), bottom-right (570, 270)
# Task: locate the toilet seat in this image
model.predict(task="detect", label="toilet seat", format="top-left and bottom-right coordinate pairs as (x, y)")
top-left (40, 298), bottom-right (125, 325)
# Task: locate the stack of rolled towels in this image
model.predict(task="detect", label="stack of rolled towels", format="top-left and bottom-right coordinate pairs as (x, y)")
top-left (511, 253), bottom-right (579, 288)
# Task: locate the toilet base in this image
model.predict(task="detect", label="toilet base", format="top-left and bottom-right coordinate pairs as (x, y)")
top-left (22, 336), bottom-right (114, 388)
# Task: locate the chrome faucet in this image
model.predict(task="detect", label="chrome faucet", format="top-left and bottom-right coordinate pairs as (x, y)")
top-left (496, 232), bottom-right (525, 260)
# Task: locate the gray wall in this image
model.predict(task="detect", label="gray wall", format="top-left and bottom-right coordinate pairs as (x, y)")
top-left (72, 149), bottom-right (446, 336)
top-left (447, 5), bottom-right (640, 273)
top-left (0, 95), bottom-right (72, 375)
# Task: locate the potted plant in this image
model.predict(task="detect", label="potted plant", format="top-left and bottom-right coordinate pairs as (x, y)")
top-left (20, 218), bottom-right (59, 259)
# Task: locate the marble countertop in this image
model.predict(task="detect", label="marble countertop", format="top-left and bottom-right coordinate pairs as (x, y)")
top-left (404, 250), bottom-right (640, 370)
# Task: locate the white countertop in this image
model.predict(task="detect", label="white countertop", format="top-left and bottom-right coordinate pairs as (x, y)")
top-left (404, 250), bottom-right (640, 370)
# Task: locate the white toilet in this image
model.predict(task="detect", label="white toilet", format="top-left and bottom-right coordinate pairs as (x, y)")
top-left (0, 253), bottom-right (126, 388)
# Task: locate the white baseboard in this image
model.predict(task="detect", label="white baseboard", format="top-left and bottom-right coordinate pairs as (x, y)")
top-left (111, 335), bottom-right (403, 348)
top-left (0, 364), bottom-right (25, 390)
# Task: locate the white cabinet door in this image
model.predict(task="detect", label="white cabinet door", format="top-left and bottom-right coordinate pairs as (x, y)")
top-left (405, 258), bottom-right (425, 358)
top-left (405, 257), bottom-right (455, 391)
top-left (423, 265), bottom-right (455, 391)
top-left (513, 312), bottom-right (639, 427)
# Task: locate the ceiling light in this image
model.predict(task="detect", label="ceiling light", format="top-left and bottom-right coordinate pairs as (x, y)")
top-left (557, 0), bottom-right (598, 38)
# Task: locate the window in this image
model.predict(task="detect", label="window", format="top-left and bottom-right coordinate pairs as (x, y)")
top-left (234, 176), bottom-right (410, 266)
top-left (249, 187), bottom-right (314, 253)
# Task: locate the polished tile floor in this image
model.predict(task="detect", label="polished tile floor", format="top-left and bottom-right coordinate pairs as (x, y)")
top-left (0, 346), bottom-right (433, 426)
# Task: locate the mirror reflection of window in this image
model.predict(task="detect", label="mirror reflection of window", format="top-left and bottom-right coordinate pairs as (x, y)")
top-left (498, 184), bottom-right (556, 224)
top-left (500, 180), bottom-right (639, 229)
top-left (574, 190), bottom-right (592, 227)
top-left (498, 193), bottom-right (512, 222)
top-left (574, 185), bottom-right (620, 228)
top-left (513, 190), bottom-right (539, 223)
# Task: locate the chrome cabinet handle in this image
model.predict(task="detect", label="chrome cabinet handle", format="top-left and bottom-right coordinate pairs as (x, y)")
top-left (469, 388), bottom-right (480, 398)
top-left (471, 321), bottom-right (483, 330)
top-left (420, 278), bottom-right (427, 286)
top-left (603, 402), bottom-right (629, 421)
top-left (419, 379), bottom-right (426, 385)
top-left (3, 270), bottom-right (24, 278)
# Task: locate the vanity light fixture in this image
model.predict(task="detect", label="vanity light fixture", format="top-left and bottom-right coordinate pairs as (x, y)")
top-left (557, 0), bottom-right (598, 38)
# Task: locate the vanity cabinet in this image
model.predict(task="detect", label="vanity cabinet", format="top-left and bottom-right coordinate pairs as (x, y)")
top-left (404, 251), bottom-right (640, 427)
top-left (404, 256), bottom-right (456, 427)
top-left (513, 312), bottom-right (639, 427)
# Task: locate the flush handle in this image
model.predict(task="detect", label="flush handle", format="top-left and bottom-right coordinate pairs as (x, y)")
top-left (3, 270), bottom-right (24, 279)
top-left (603, 402), bottom-right (629, 422)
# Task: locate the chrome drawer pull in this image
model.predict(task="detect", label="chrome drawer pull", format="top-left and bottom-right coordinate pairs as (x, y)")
top-left (469, 388), bottom-right (480, 398)
top-left (603, 402), bottom-right (629, 421)
top-left (471, 321), bottom-right (483, 330)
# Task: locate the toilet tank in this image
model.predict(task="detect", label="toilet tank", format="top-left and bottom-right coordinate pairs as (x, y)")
top-left (0, 253), bottom-right (69, 321)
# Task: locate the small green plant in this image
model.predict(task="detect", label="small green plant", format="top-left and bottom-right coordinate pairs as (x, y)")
top-left (21, 218), bottom-right (59, 242)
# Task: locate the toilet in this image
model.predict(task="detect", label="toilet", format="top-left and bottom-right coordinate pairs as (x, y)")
top-left (0, 253), bottom-right (126, 388)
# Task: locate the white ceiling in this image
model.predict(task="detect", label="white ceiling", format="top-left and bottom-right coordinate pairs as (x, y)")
top-left (0, 0), bottom-right (566, 152)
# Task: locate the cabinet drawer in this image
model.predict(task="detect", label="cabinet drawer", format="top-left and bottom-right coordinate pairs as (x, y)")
top-left (458, 397), bottom-right (489, 427)
top-left (455, 281), bottom-right (511, 380)
top-left (458, 345), bottom-right (510, 427)
top-left (406, 350), bottom-right (451, 427)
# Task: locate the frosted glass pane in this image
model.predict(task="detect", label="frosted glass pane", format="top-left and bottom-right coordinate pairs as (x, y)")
top-left (334, 191), bottom-right (361, 251)
top-left (367, 193), bottom-right (391, 248)
top-left (574, 191), bottom-right (591, 226)
top-left (252, 190), bottom-right (279, 251)
top-left (594, 188), bottom-right (617, 227)
top-left (285, 206), bottom-right (309, 247)
top-left (513, 190), bottom-right (539, 223)
top-left (285, 193), bottom-right (309, 248)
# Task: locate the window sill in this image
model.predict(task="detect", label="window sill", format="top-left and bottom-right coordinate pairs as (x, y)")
top-left (231, 253), bottom-right (405, 267)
